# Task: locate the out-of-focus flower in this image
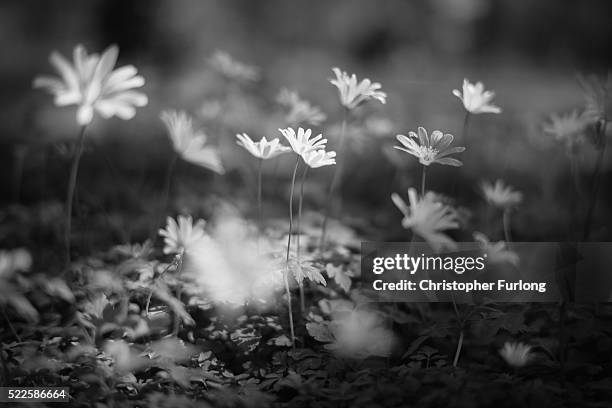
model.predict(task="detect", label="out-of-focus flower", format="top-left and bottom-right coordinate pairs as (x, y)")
top-left (308, 307), bottom-right (395, 358)
top-left (330, 67), bottom-right (387, 110)
top-left (158, 215), bottom-right (208, 255)
top-left (394, 127), bottom-right (465, 167)
top-left (209, 50), bottom-right (259, 83)
top-left (277, 88), bottom-right (327, 126)
top-left (183, 215), bottom-right (282, 305)
top-left (452, 79), bottom-right (501, 114)
top-left (481, 179), bottom-right (523, 208)
top-left (199, 99), bottom-right (223, 121)
top-left (301, 149), bottom-right (337, 168)
top-left (279, 127), bottom-right (327, 155)
top-left (112, 240), bottom-right (153, 259)
top-left (543, 111), bottom-right (589, 151)
top-left (499, 341), bottom-right (532, 368)
top-left (392, 188), bottom-right (459, 252)
top-left (473, 232), bottom-right (519, 267)
top-left (236, 133), bottom-right (291, 160)
top-left (0, 248), bottom-right (32, 279)
top-left (33, 44), bottom-right (148, 126)
top-left (161, 110), bottom-right (225, 174)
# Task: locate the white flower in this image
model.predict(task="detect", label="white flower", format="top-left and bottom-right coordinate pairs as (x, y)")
top-left (209, 50), bottom-right (259, 83)
top-left (158, 215), bottom-right (208, 254)
top-left (481, 179), bottom-right (522, 208)
top-left (330, 67), bottom-right (387, 110)
top-left (578, 74), bottom-right (609, 125)
top-left (394, 127), bottom-right (465, 167)
top-left (301, 149), bottom-right (336, 168)
top-left (543, 111), bottom-right (589, 150)
top-left (499, 341), bottom-right (532, 368)
top-left (236, 133), bottom-right (291, 160)
top-left (160, 110), bottom-right (224, 174)
top-left (277, 88), bottom-right (327, 126)
top-left (0, 248), bottom-right (32, 280)
top-left (391, 188), bottom-right (459, 252)
top-left (452, 79), bottom-right (501, 114)
top-left (279, 127), bottom-right (327, 155)
top-left (473, 232), bottom-right (519, 267)
top-left (33, 44), bottom-right (148, 126)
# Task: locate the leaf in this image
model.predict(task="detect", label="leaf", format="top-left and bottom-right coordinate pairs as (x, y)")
top-left (325, 263), bottom-right (351, 293)
top-left (306, 321), bottom-right (334, 343)
top-left (402, 335), bottom-right (430, 360)
top-left (152, 281), bottom-right (195, 326)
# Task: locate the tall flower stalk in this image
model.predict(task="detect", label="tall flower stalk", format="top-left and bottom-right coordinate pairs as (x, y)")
top-left (296, 166), bottom-right (309, 312)
top-left (34, 44), bottom-right (148, 263)
top-left (320, 68), bottom-right (386, 251)
top-left (64, 125), bottom-right (87, 263)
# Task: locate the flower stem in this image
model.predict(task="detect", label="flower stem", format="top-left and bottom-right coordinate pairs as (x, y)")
top-left (65, 125), bottom-right (87, 265)
top-left (503, 208), bottom-right (512, 242)
top-left (284, 156), bottom-right (300, 349)
top-left (297, 166), bottom-right (309, 313)
top-left (319, 109), bottom-right (348, 251)
top-left (257, 158), bottom-right (263, 231)
top-left (462, 111), bottom-right (471, 150)
top-left (286, 156), bottom-right (301, 263)
top-left (172, 249), bottom-right (185, 336)
top-left (420, 165), bottom-right (427, 197)
top-left (582, 119), bottom-right (607, 241)
top-left (453, 329), bottom-right (465, 368)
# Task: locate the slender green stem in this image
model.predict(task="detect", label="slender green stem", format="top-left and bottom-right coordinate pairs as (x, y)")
top-left (257, 158), bottom-right (263, 231)
top-left (297, 166), bottom-right (309, 313)
top-left (152, 153), bottom-right (178, 241)
top-left (319, 109), bottom-right (348, 251)
top-left (453, 329), bottom-right (465, 368)
top-left (172, 249), bottom-right (185, 336)
top-left (284, 156), bottom-right (300, 348)
top-left (420, 165), bottom-right (427, 197)
top-left (503, 208), bottom-right (512, 242)
top-left (286, 156), bottom-right (301, 263)
top-left (65, 125), bottom-right (87, 265)
top-left (583, 119), bottom-right (607, 241)
top-left (462, 111), bottom-right (471, 149)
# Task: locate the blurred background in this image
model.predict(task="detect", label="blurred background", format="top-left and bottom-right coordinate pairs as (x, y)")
top-left (1, 0), bottom-right (611, 254)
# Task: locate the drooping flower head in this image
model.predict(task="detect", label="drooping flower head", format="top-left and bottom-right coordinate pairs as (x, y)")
top-left (394, 127), bottom-right (465, 167)
top-left (209, 50), bottom-right (259, 83)
top-left (277, 88), bottom-right (327, 126)
top-left (499, 341), bottom-right (532, 368)
top-left (33, 44), bottom-right (148, 126)
top-left (158, 215), bottom-right (208, 254)
top-left (578, 73), bottom-right (610, 125)
top-left (391, 188), bottom-right (459, 252)
top-left (452, 79), bottom-right (501, 114)
top-left (279, 127), bottom-right (327, 156)
top-left (543, 111), bottom-right (589, 152)
top-left (160, 110), bottom-right (225, 174)
top-left (330, 67), bottom-right (387, 110)
top-left (481, 179), bottom-right (522, 209)
top-left (236, 133), bottom-right (291, 160)
top-left (473, 232), bottom-right (519, 267)
top-left (301, 149), bottom-right (337, 168)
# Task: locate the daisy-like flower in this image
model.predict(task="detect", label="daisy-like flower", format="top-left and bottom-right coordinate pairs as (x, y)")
top-left (277, 88), bottom-right (327, 126)
top-left (301, 149), bottom-right (337, 168)
top-left (578, 74), bottom-right (609, 125)
top-left (33, 44), bottom-right (148, 126)
top-left (330, 67), bottom-right (387, 110)
top-left (391, 188), bottom-right (459, 252)
top-left (158, 215), bottom-right (208, 255)
top-left (394, 127), bottom-right (465, 167)
top-left (161, 110), bottom-right (224, 174)
top-left (236, 133), bottom-right (291, 160)
top-left (209, 50), bottom-right (259, 83)
top-left (499, 341), bottom-right (532, 368)
top-left (473, 232), bottom-right (519, 267)
top-left (452, 79), bottom-right (501, 114)
top-left (481, 179), bottom-right (522, 208)
top-left (279, 127), bottom-right (328, 155)
top-left (543, 111), bottom-right (589, 150)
